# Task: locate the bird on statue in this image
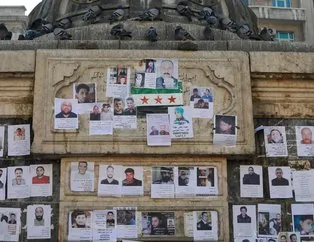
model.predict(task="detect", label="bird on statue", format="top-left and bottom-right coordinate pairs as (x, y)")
top-left (0, 24), bottom-right (12, 40)
top-left (204, 25), bottom-right (214, 40)
top-left (18, 34), bottom-right (25, 40)
top-left (145, 26), bottom-right (158, 42)
top-left (259, 27), bottom-right (274, 41)
top-left (198, 7), bottom-right (213, 21)
top-left (56, 18), bottom-right (72, 29)
top-left (110, 24), bottom-right (132, 39)
top-left (220, 18), bottom-right (238, 33)
top-left (176, 1), bottom-right (195, 22)
top-left (82, 5), bottom-right (102, 24)
top-left (236, 23), bottom-right (252, 39)
top-left (137, 8), bottom-right (161, 21)
top-left (206, 15), bottom-right (220, 29)
top-left (175, 26), bottom-right (195, 41)
top-left (24, 30), bottom-right (42, 40)
top-left (42, 23), bottom-right (54, 34)
top-left (109, 6), bottom-right (125, 24)
top-left (54, 28), bottom-right (72, 40)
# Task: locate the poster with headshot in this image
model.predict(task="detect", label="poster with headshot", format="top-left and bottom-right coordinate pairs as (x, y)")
top-left (268, 167), bottom-right (292, 199)
top-left (146, 114), bottom-right (171, 146)
top-left (151, 167), bottom-right (175, 198)
top-left (70, 161), bottom-right (95, 192)
top-left (174, 167), bottom-right (196, 198)
top-left (115, 208), bottom-right (137, 239)
top-left (292, 204), bottom-right (314, 237)
top-left (189, 87), bottom-right (214, 119)
top-left (92, 210), bottom-right (117, 242)
top-left (213, 115), bottom-right (237, 146)
top-left (54, 98), bottom-right (78, 130)
top-left (193, 211), bottom-right (218, 241)
top-left (121, 166), bottom-right (143, 196)
top-left (73, 82), bottom-right (97, 114)
top-left (141, 212), bottom-right (175, 236)
top-left (233, 205), bottom-right (257, 237)
top-left (184, 212), bottom-right (194, 237)
top-left (264, 126), bottom-right (288, 157)
top-left (68, 210), bottom-right (92, 241)
top-left (106, 66), bottom-right (130, 98)
top-left (296, 126), bottom-right (314, 157)
top-left (0, 207), bottom-right (21, 242)
top-left (89, 103), bottom-right (113, 135)
top-left (258, 204), bottom-right (281, 238)
top-left (240, 165), bottom-right (263, 198)
top-left (98, 165), bottom-right (122, 197)
top-left (234, 238), bottom-right (257, 242)
top-left (278, 232), bottom-right (301, 242)
top-left (168, 106), bottom-right (194, 139)
top-left (113, 97), bottom-right (137, 129)
top-left (7, 124), bottom-right (30, 156)
top-left (27, 205), bottom-right (51, 239)
top-left (7, 166), bottom-right (30, 199)
top-left (195, 167), bottom-right (218, 196)
top-left (292, 170), bottom-right (314, 202)
top-left (30, 164), bottom-right (53, 197)
top-left (0, 126), bottom-right (4, 157)
top-left (0, 168), bottom-right (6, 200)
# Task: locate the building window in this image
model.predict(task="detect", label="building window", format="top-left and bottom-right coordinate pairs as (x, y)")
top-left (275, 31), bottom-right (295, 41)
top-left (272, 0), bottom-right (291, 7)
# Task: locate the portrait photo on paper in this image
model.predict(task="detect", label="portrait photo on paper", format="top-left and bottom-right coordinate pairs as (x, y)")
top-left (240, 165), bottom-right (263, 198)
top-left (263, 126), bottom-right (288, 157)
top-left (232, 205), bottom-right (256, 237)
top-left (141, 212), bottom-right (175, 236)
top-left (70, 161), bottom-right (94, 192)
top-left (268, 167), bottom-right (292, 199)
top-left (295, 126), bottom-right (314, 157)
top-left (73, 83), bottom-right (96, 104)
top-left (155, 59), bottom-right (179, 89)
top-left (258, 204), bottom-right (281, 237)
top-left (30, 164), bottom-right (53, 197)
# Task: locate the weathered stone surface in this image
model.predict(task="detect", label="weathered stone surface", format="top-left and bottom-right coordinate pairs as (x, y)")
top-left (0, 51), bottom-right (35, 72)
top-left (32, 50), bottom-right (254, 155)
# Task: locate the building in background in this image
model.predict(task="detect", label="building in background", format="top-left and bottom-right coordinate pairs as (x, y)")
top-left (0, 6), bottom-right (28, 40)
top-left (246, 0), bottom-right (314, 42)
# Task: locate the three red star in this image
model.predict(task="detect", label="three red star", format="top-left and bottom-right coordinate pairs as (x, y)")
top-left (168, 95), bottom-right (176, 103)
top-left (155, 96), bottom-right (162, 104)
top-left (141, 96), bottom-right (149, 104)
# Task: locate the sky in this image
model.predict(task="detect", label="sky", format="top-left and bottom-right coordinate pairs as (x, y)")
top-left (0, 0), bottom-right (42, 15)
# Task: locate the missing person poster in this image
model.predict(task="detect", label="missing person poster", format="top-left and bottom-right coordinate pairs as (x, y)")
top-left (292, 169), bottom-right (314, 202)
top-left (146, 114), bottom-right (171, 146)
top-left (30, 164), bottom-right (53, 197)
top-left (174, 167), bottom-right (196, 198)
top-left (195, 167), bottom-right (218, 196)
top-left (92, 210), bottom-right (117, 242)
top-left (121, 167), bottom-right (143, 196)
top-left (268, 167), bottom-right (292, 199)
top-left (232, 205), bottom-right (256, 237)
top-left (213, 115), bottom-right (237, 146)
top-left (257, 204), bottom-right (281, 237)
top-left (141, 212), bottom-right (175, 236)
top-left (70, 161), bottom-right (95, 192)
top-left (27, 205), bottom-right (51, 239)
top-left (168, 106), bottom-right (193, 139)
top-left (264, 126), bottom-right (288, 157)
top-left (68, 210), bottom-right (92, 241)
top-left (240, 165), bottom-right (263, 198)
top-left (8, 124), bottom-right (30, 156)
top-left (89, 103), bottom-right (113, 135)
top-left (292, 204), bottom-right (314, 237)
top-left (115, 208), bottom-right (137, 239)
top-left (54, 98), bottom-right (78, 130)
top-left (7, 166), bottom-right (30, 199)
top-left (193, 211), bottom-right (218, 241)
top-left (0, 207), bottom-right (21, 242)
top-left (98, 165), bottom-right (122, 197)
top-left (106, 66), bottom-right (130, 98)
top-left (151, 167), bottom-right (175, 198)
top-left (73, 82), bottom-right (97, 114)
top-left (295, 126), bottom-right (314, 157)
top-left (0, 126), bottom-right (4, 157)
top-left (113, 97), bottom-right (137, 129)
top-left (184, 212), bottom-right (194, 237)
top-left (189, 87), bottom-right (214, 119)
top-left (0, 167), bottom-right (7, 200)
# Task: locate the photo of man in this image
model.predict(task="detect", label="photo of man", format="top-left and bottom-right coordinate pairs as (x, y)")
top-left (100, 165), bottom-right (119, 185)
top-left (271, 168), bottom-right (289, 186)
top-left (100, 103), bottom-right (113, 121)
top-left (294, 214), bottom-right (314, 235)
top-left (106, 211), bottom-right (115, 228)
top-left (178, 167), bottom-right (190, 186)
top-left (34, 207), bottom-right (45, 226)
top-left (55, 100), bottom-right (77, 118)
top-left (174, 107), bottom-right (189, 125)
top-left (117, 210), bottom-right (136, 225)
top-left (12, 168), bottom-right (25, 186)
top-left (300, 127), bottom-right (313, 144)
top-left (14, 127), bottom-right (25, 141)
top-left (149, 126), bottom-right (159, 135)
top-left (153, 167), bottom-right (174, 184)
top-left (113, 98), bottom-right (124, 115)
top-left (74, 83), bottom-right (95, 103)
top-left (215, 115), bottom-right (236, 135)
top-left (32, 166), bottom-right (50, 184)
top-left (90, 105), bottom-right (101, 121)
top-left (142, 212), bottom-right (175, 236)
top-left (197, 212), bottom-right (212, 230)
top-left (156, 60), bottom-right (178, 89)
top-left (71, 210), bottom-right (90, 228)
top-left (159, 125), bottom-right (169, 135)
top-left (237, 206), bottom-right (251, 223)
top-left (194, 99), bottom-right (209, 109)
top-left (124, 97), bottom-right (136, 116)
top-left (72, 161), bottom-right (93, 180)
top-left (8, 213), bottom-right (17, 224)
top-left (190, 88), bottom-right (201, 101)
top-left (242, 167), bottom-right (260, 185)
top-left (122, 168), bottom-right (142, 186)
top-left (269, 213), bottom-right (281, 235)
top-left (289, 233), bottom-right (298, 242)
top-left (201, 88), bottom-right (213, 102)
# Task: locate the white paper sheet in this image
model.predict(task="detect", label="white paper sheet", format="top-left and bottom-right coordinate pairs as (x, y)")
top-left (98, 165), bottom-right (122, 197)
top-left (146, 114), bottom-right (171, 146)
top-left (0, 168), bottom-right (7, 200)
top-left (189, 87), bottom-right (214, 119)
top-left (106, 67), bottom-right (130, 98)
top-left (68, 210), bottom-right (92, 241)
top-left (92, 210), bottom-right (117, 242)
top-left (264, 126), bottom-right (288, 157)
top-left (193, 211), bottom-right (218, 241)
top-left (213, 115), bottom-right (237, 146)
top-left (0, 126), bottom-right (4, 157)
top-left (121, 167), bottom-right (143, 196)
top-left (54, 98), bottom-right (78, 130)
top-left (8, 124), bottom-right (30, 156)
top-left (195, 167), bottom-right (218, 196)
top-left (240, 165), bottom-right (263, 198)
top-left (168, 106), bottom-right (193, 139)
top-left (268, 167), bottom-right (292, 199)
top-left (73, 82), bottom-right (97, 114)
top-left (258, 204), bottom-right (281, 237)
top-left (0, 207), bottom-right (21, 242)
top-left (174, 167), bottom-right (196, 198)
top-left (70, 161), bottom-right (95, 192)
top-left (233, 205), bottom-right (257, 238)
top-left (296, 126), bottom-right (314, 157)
top-left (7, 166), bottom-right (30, 199)
top-left (184, 212), bottom-right (194, 237)
top-left (292, 170), bottom-right (314, 202)
top-left (151, 167), bottom-right (175, 198)
top-left (27, 205), bottom-right (51, 239)
top-left (115, 208), bottom-right (137, 239)
top-left (30, 164), bottom-right (53, 197)
top-left (291, 204), bottom-right (314, 237)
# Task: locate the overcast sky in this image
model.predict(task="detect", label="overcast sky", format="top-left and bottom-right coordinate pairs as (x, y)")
top-left (0, 0), bottom-right (42, 15)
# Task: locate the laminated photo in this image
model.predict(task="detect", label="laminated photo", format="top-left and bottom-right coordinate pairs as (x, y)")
top-left (258, 204), bottom-right (281, 237)
top-left (70, 161), bottom-right (95, 192)
top-left (73, 82), bottom-right (97, 113)
top-left (92, 210), bottom-right (117, 241)
top-left (68, 210), bottom-right (92, 241)
top-left (27, 205), bottom-right (51, 239)
top-left (54, 98), bottom-right (78, 130)
top-left (98, 165), bottom-right (122, 197)
top-left (233, 205), bottom-right (257, 237)
top-left (168, 106), bottom-right (194, 139)
top-left (264, 126), bottom-right (288, 157)
top-left (141, 212), bottom-right (175, 236)
top-left (240, 165), bottom-right (263, 198)
top-left (193, 211), bottom-right (218, 241)
top-left (0, 168), bottom-right (7, 200)
top-left (189, 87), bottom-right (214, 119)
top-left (8, 124), bottom-right (30, 156)
top-left (292, 204), bottom-right (314, 237)
top-left (106, 66), bottom-right (130, 98)
top-left (151, 167), bottom-right (175, 198)
top-left (268, 167), bottom-right (292, 199)
top-left (30, 164), bottom-right (53, 197)
top-left (292, 170), bottom-right (314, 202)
top-left (174, 167), bottom-right (196, 198)
top-left (146, 114), bottom-right (171, 146)
top-left (195, 167), bottom-right (218, 196)
top-left (113, 97), bottom-right (137, 129)
top-left (295, 126), bottom-right (314, 157)
top-left (0, 207), bottom-right (21, 242)
top-left (116, 208), bottom-right (137, 239)
top-left (0, 126), bottom-right (4, 157)
top-left (121, 167), bottom-right (143, 196)
top-left (7, 166), bottom-right (30, 199)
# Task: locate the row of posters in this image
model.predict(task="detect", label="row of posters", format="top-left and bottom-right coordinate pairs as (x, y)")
top-left (240, 165), bottom-right (314, 201)
top-left (70, 162), bottom-right (218, 197)
top-left (0, 165), bottom-right (52, 200)
top-left (263, 126), bottom-right (314, 157)
top-left (0, 205), bottom-right (51, 241)
top-left (233, 204), bottom-right (314, 240)
top-left (0, 124), bottom-right (30, 157)
top-left (68, 209), bottom-right (218, 241)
